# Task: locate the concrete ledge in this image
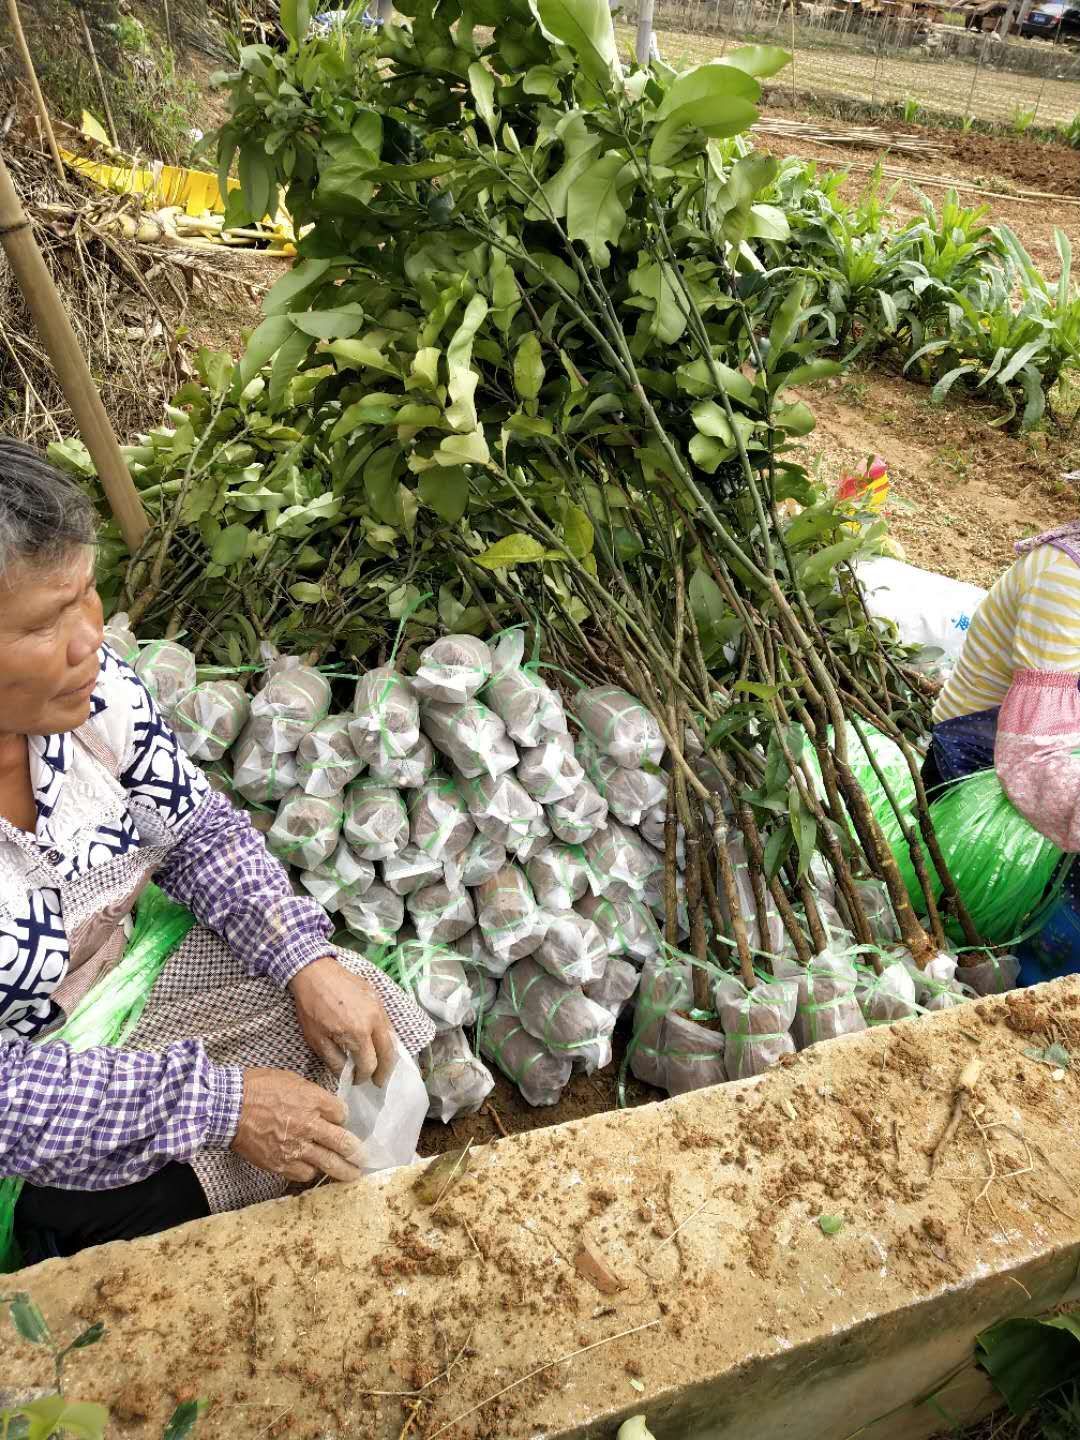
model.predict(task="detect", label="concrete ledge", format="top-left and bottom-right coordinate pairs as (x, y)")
top-left (5, 979), bottom-right (1080, 1440)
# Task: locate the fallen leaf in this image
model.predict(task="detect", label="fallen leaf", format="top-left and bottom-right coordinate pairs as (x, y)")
top-left (574, 1240), bottom-right (624, 1294)
top-left (412, 1147), bottom-right (472, 1206)
top-left (818, 1214), bottom-right (844, 1236)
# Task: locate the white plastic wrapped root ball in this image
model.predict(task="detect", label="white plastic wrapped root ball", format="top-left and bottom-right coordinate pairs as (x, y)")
top-left (412, 635), bottom-right (493, 705)
top-left (456, 832), bottom-right (508, 889)
top-left (546, 777), bottom-right (608, 845)
top-left (103, 612), bottom-right (139, 664)
top-left (526, 844), bottom-right (594, 912)
top-left (267, 790), bottom-right (343, 871)
top-left (248, 657), bottom-right (332, 754)
top-left (639, 802), bottom-right (685, 865)
top-left (343, 780), bottom-right (410, 861)
top-left (134, 639), bottom-right (196, 713)
top-left (956, 952), bottom-right (1020, 997)
top-left (398, 944), bottom-right (474, 1030)
top-left (232, 730), bottom-right (298, 805)
top-left (339, 883), bottom-right (405, 945)
top-left (421, 1028), bottom-right (495, 1122)
top-left (368, 734), bottom-right (435, 790)
top-left (420, 698), bottom-right (518, 780)
top-left (842, 877), bottom-right (901, 945)
top-left (459, 772), bottom-right (544, 850)
top-left (534, 912), bottom-right (608, 986)
top-left (349, 666), bottom-right (420, 763)
top-left (856, 961), bottom-right (918, 1026)
top-left (408, 777), bottom-right (475, 865)
top-left (382, 845), bottom-right (444, 897)
top-left (502, 956), bottom-right (615, 1074)
top-left (584, 955), bottom-right (639, 1020)
top-left (454, 927), bottom-right (513, 980)
top-left (774, 950), bottom-right (867, 1048)
top-left (577, 892), bottom-right (662, 962)
top-left (575, 734), bottom-right (667, 828)
top-left (630, 958), bottom-right (726, 1095)
top-left (573, 685), bottom-right (665, 770)
top-left (479, 997), bottom-right (572, 1107)
top-left (902, 951), bottom-right (970, 1012)
top-left (407, 882), bottom-right (476, 945)
top-left (509, 818), bottom-right (553, 864)
top-left (171, 680), bottom-right (250, 764)
top-left (584, 820), bottom-right (662, 901)
top-left (517, 733), bottom-right (585, 804)
top-left (713, 974), bottom-right (799, 1081)
top-left (296, 714), bottom-right (364, 798)
top-left (484, 630), bottom-right (568, 746)
top-left (467, 967), bottom-right (498, 1022)
top-left (300, 841), bottom-right (375, 913)
top-left (476, 865), bottom-right (548, 964)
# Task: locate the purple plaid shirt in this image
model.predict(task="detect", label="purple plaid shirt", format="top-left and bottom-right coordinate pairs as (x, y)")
top-left (0, 651), bottom-right (336, 1191)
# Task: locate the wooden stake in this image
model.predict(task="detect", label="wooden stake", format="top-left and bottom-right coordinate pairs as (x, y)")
top-left (5, 0), bottom-right (64, 182)
top-left (0, 152), bottom-right (149, 551)
top-left (76, 5), bottom-right (119, 149)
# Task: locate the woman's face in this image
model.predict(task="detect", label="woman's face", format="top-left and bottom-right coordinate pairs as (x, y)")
top-left (0, 548), bottom-right (104, 737)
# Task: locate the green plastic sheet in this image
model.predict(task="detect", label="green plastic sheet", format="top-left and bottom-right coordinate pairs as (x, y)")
top-left (0, 885), bottom-right (196, 1273)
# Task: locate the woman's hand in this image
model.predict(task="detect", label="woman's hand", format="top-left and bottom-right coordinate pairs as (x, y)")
top-left (288, 955), bottom-right (396, 1086)
top-left (231, 1067), bottom-right (363, 1183)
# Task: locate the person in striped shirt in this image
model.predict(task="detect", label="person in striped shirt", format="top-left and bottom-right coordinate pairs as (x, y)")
top-left (930, 523), bottom-right (1080, 854)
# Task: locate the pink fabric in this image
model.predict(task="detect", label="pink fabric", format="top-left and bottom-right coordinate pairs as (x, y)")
top-left (995, 669), bottom-right (1080, 852)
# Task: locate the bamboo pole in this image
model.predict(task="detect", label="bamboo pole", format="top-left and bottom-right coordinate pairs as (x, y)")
top-left (5, 0), bottom-right (64, 182)
top-left (0, 152), bottom-right (149, 551)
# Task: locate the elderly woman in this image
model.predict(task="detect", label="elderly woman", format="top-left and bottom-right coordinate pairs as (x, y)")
top-left (0, 439), bottom-right (433, 1264)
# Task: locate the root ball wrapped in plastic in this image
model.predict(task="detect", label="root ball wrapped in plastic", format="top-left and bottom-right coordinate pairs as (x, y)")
top-left (382, 845), bottom-right (443, 897)
top-left (412, 635), bottom-right (493, 705)
top-left (774, 950), bottom-right (867, 1048)
top-left (575, 735), bottom-right (667, 827)
top-left (713, 974), bottom-right (798, 1081)
top-left (484, 631), bottom-right (568, 746)
top-left (577, 892), bottom-right (661, 962)
top-left (296, 715), bottom-right (364, 798)
top-left (455, 832), bottom-right (507, 889)
top-left (267, 790), bottom-right (343, 871)
top-left (454, 927), bottom-right (512, 980)
top-left (103, 612), bottom-right (139, 664)
top-left (172, 680), bottom-right (250, 764)
top-left (407, 882), bottom-right (476, 946)
top-left (232, 731), bottom-right (297, 806)
top-left (134, 639), bottom-right (196, 714)
top-left (460, 772), bottom-right (544, 850)
top-left (584, 955), bottom-right (639, 1019)
top-left (408, 778), bottom-right (475, 864)
top-left (573, 685), bottom-right (665, 770)
top-left (421, 1028), bottom-right (495, 1122)
top-left (479, 997), bottom-right (572, 1107)
top-left (476, 865), bottom-right (548, 964)
top-left (841, 877), bottom-right (900, 945)
top-left (343, 780), bottom-right (410, 861)
top-left (339, 883), bottom-right (405, 945)
top-left (420, 698), bottom-right (518, 780)
top-left (300, 841), bottom-right (375, 913)
top-left (502, 956), bottom-right (615, 1074)
top-left (640, 802), bottom-right (684, 866)
top-left (397, 943), bottom-right (474, 1030)
top-left (584, 820), bottom-right (662, 901)
top-left (546, 777), bottom-right (608, 845)
top-left (526, 844), bottom-right (593, 913)
top-left (248, 657), bottom-right (331, 754)
top-left (349, 666), bottom-right (420, 763)
top-left (902, 951), bottom-right (971, 1012)
top-left (517, 733), bottom-right (585, 804)
top-left (467, 968), bottom-right (498, 1022)
top-left (534, 912), bottom-right (608, 986)
top-left (956, 952), bottom-right (1020, 997)
top-left (368, 734), bottom-right (435, 790)
top-left (630, 958), bottom-right (725, 1095)
top-left (855, 961), bottom-right (918, 1026)
top-left (715, 827), bottom-right (785, 957)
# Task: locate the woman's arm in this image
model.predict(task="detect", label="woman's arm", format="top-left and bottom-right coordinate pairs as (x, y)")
top-left (0, 1037), bottom-right (241, 1189)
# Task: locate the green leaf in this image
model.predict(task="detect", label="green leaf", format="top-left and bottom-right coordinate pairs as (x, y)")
top-left (800, 532), bottom-right (872, 587)
top-left (9, 1294), bottom-right (51, 1346)
top-left (475, 534), bottom-right (549, 569)
top-left (419, 468), bottom-right (470, 524)
top-left (718, 44), bottom-right (791, 77)
top-left (566, 152), bottom-right (631, 267)
top-left (290, 305), bottom-right (366, 341)
top-left (238, 315), bottom-right (295, 389)
top-left (563, 504), bottom-right (594, 558)
top-left (468, 62), bottom-right (498, 138)
top-left (767, 280), bottom-right (809, 368)
top-left (162, 1400), bottom-right (207, 1440)
top-left (629, 261), bottom-right (685, 345)
top-left (651, 64), bottom-right (760, 164)
top-left (777, 360), bottom-right (843, 391)
top-left (238, 146), bottom-right (272, 223)
top-left (763, 824), bottom-right (793, 880)
top-left (289, 582), bottom-right (325, 604)
top-left (527, 0), bottom-right (619, 87)
top-left (789, 783), bottom-right (816, 879)
top-left (977, 1313), bottom-right (1080, 1414)
top-left (774, 401), bottom-right (816, 437)
top-left (280, 0), bottom-right (312, 43)
top-left (538, 115), bottom-right (603, 219)
top-left (66, 1321), bottom-right (106, 1352)
top-left (691, 400), bottom-right (734, 444)
top-left (818, 1214), bottom-right (844, 1236)
top-left (18, 1398), bottom-right (109, 1440)
top-left (262, 257), bottom-right (335, 316)
top-left (445, 294), bottom-right (489, 433)
top-left (364, 446), bottom-right (404, 526)
top-left (514, 334), bottom-right (545, 401)
top-left (688, 432), bottom-right (732, 474)
top-left (437, 429), bottom-right (490, 467)
top-left (210, 524), bottom-right (253, 566)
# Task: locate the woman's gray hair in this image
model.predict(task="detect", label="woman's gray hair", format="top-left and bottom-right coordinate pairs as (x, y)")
top-left (0, 438), bottom-right (97, 580)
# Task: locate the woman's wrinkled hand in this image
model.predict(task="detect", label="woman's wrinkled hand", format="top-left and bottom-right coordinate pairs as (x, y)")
top-left (288, 955), bottom-right (396, 1086)
top-left (231, 1067), bottom-right (363, 1184)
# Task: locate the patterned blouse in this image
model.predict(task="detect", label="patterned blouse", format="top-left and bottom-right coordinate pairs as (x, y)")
top-left (0, 646), bottom-right (338, 1190)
